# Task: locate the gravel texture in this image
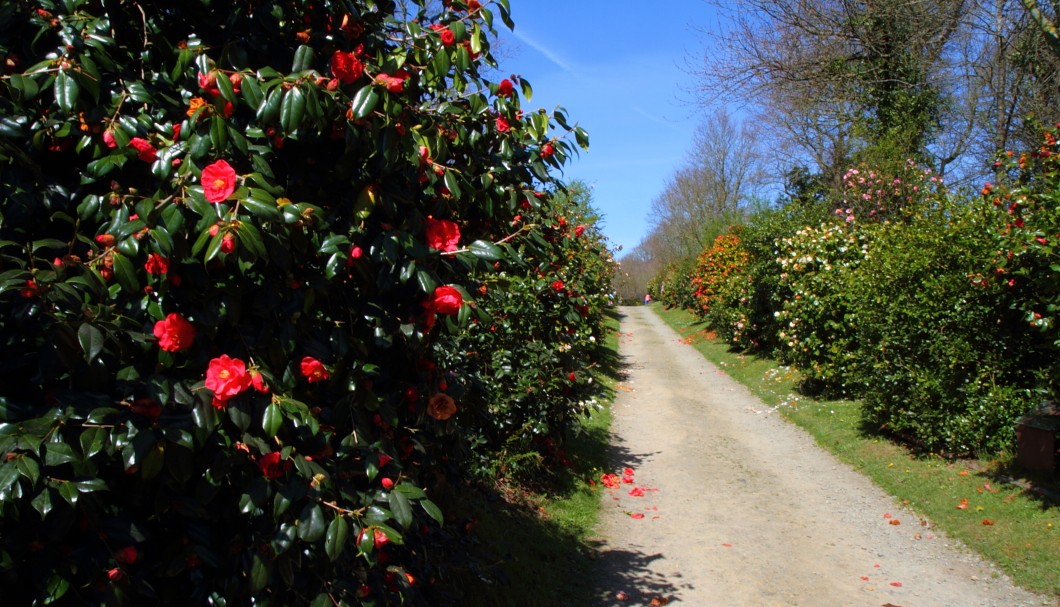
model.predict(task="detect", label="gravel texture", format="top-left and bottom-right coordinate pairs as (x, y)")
top-left (589, 306), bottom-right (1056, 607)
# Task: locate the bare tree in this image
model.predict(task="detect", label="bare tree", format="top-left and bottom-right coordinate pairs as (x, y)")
top-left (695, 0), bottom-right (973, 182)
top-left (647, 110), bottom-right (765, 259)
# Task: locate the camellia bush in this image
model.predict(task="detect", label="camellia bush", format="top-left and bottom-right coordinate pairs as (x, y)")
top-left (990, 126), bottom-right (1060, 400)
top-left (0, 0), bottom-right (598, 604)
top-left (689, 228), bottom-right (751, 344)
top-left (439, 182), bottom-right (614, 478)
top-left (850, 195), bottom-right (1040, 455)
top-left (774, 220), bottom-right (872, 394)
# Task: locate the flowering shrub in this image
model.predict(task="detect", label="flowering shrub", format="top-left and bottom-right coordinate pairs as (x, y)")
top-left (690, 229), bottom-right (752, 343)
top-left (648, 257), bottom-right (698, 310)
top-left (836, 159), bottom-right (944, 224)
top-left (989, 126), bottom-right (1060, 399)
top-left (851, 195), bottom-right (1040, 454)
top-left (438, 184), bottom-right (614, 478)
top-left (775, 221), bottom-right (872, 394)
top-left (0, 0), bottom-right (598, 604)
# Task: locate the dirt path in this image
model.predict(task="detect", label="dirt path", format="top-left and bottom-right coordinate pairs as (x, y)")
top-left (589, 306), bottom-right (1054, 607)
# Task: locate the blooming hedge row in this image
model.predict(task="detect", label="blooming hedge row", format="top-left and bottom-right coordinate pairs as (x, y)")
top-left (0, 0), bottom-right (609, 604)
top-left (659, 149), bottom-right (1058, 455)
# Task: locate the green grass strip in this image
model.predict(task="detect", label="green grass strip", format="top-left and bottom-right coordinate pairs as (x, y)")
top-left (652, 304), bottom-right (1059, 598)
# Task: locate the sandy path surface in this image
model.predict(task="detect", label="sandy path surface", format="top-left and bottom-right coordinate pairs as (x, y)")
top-left (589, 306), bottom-right (1055, 607)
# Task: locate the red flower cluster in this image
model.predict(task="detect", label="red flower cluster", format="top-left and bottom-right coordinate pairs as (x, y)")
top-left (425, 217), bottom-right (460, 252)
top-left (128, 137), bottom-right (157, 163)
top-left (201, 159), bottom-right (237, 203)
top-left (330, 46), bottom-right (365, 84)
top-left (144, 253), bottom-right (169, 275)
top-left (153, 313), bottom-right (195, 352)
top-left (205, 354), bottom-right (263, 408)
top-left (300, 356), bottom-right (330, 383)
top-left (375, 70), bottom-right (408, 93)
top-left (258, 451), bottom-right (291, 479)
top-left (428, 24), bottom-right (456, 46)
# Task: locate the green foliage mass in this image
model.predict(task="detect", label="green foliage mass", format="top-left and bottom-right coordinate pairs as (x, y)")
top-left (659, 147), bottom-right (1059, 456)
top-left (0, 0), bottom-right (609, 604)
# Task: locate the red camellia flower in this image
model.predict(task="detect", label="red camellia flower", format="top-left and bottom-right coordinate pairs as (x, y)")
top-left (103, 130), bottom-right (117, 148)
top-left (440, 28), bottom-right (456, 46)
top-left (198, 71), bottom-right (220, 96)
top-left (495, 116), bottom-right (510, 133)
top-left (258, 451), bottom-right (290, 480)
top-left (330, 50), bottom-right (364, 84)
top-left (431, 285), bottom-right (463, 315)
top-left (114, 546), bottom-right (139, 565)
top-left (128, 137), bottom-right (157, 162)
top-left (425, 217), bottom-right (461, 252)
top-left (153, 313), bottom-right (196, 352)
top-left (220, 233), bottom-right (237, 254)
top-left (201, 159), bottom-right (237, 203)
top-left (144, 252), bottom-right (169, 275)
top-left (496, 78), bottom-right (514, 98)
top-left (575, 225), bottom-right (586, 237)
top-left (551, 280), bottom-right (564, 292)
top-left (250, 369), bottom-right (270, 393)
top-left (540, 142), bottom-right (554, 158)
top-left (205, 354), bottom-right (252, 405)
top-left (300, 356), bottom-right (330, 383)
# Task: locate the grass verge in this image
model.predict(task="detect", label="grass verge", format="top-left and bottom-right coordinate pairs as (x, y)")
top-left (652, 304), bottom-right (1060, 598)
top-left (429, 310), bottom-right (621, 606)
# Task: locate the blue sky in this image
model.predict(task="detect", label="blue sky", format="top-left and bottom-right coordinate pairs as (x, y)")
top-left (495, 1), bottom-right (724, 255)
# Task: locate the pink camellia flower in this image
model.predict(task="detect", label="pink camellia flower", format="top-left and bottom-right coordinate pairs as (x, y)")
top-left (128, 137), bottom-right (157, 163)
top-left (496, 78), bottom-right (514, 98)
top-left (103, 130), bottom-right (118, 148)
top-left (431, 285), bottom-right (463, 315)
top-left (205, 354), bottom-right (252, 406)
top-left (258, 451), bottom-right (290, 480)
top-left (330, 50), bottom-right (364, 84)
top-left (201, 159), bottom-right (237, 203)
top-left (144, 252), bottom-right (169, 275)
top-left (374, 71), bottom-right (408, 93)
top-left (425, 217), bottom-right (460, 252)
top-left (154, 313), bottom-right (196, 352)
top-left (300, 356), bottom-right (330, 383)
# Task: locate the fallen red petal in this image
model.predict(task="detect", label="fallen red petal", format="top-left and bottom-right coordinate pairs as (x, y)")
top-left (629, 512), bottom-right (645, 519)
top-left (890, 582), bottom-right (903, 587)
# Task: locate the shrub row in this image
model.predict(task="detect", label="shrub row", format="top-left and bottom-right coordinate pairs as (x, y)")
top-left (664, 145), bottom-right (1060, 456)
top-left (0, 1), bottom-right (611, 604)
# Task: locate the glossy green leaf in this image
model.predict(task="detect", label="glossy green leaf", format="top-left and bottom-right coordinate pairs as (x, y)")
top-left (262, 403), bottom-right (282, 438)
top-left (77, 323), bottom-right (105, 362)
top-left (291, 45), bottom-right (315, 72)
top-left (469, 240), bottom-right (503, 260)
top-left (388, 489), bottom-right (413, 528)
top-left (420, 498), bottom-right (444, 525)
top-left (350, 86), bottom-right (379, 120)
top-left (280, 85), bottom-right (306, 134)
top-left (297, 503), bottom-right (326, 541)
top-left (54, 70), bottom-right (79, 113)
top-left (324, 516), bottom-right (348, 561)
top-left (110, 252), bottom-right (139, 294)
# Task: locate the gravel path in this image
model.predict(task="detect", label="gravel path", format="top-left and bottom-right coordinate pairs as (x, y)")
top-left (589, 306), bottom-right (1056, 607)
